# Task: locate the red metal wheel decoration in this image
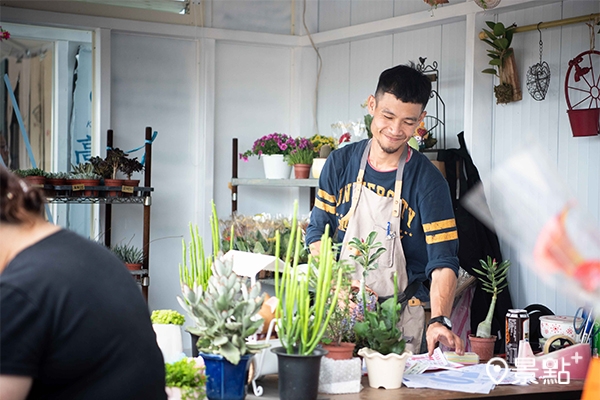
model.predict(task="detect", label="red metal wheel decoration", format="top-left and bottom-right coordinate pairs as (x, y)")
top-left (564, 50), bottom-right (600, 137)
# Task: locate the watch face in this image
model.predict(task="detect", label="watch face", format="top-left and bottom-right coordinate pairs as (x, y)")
top-left (443, 317), bottom-right (452, 328)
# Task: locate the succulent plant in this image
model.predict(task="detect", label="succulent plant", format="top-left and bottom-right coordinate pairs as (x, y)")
top-left (47, 171), bottom-right (69, 179)
top-left (473, 256), bottom-right (510, 338)
top-left (69, 162), bottom-right (101, 179)
top-left (177, 257), bottom-right (267, 365)
top-left (120, 156), bottom-right (144, 180)
top-left (13, 168), bottom-right (48, 178)
top-left (111, 243), bottom-right (144, 264)
top-left (151, 309), bottom-right (185, 325)
top-left (89, 156), bottom-right (112, 179)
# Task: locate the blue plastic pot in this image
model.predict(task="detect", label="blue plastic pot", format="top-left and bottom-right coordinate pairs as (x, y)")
top-left (201, 353), bottom-right (252, 400)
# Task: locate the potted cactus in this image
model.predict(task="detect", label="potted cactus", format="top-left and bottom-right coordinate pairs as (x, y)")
top-left (469, 256), bottom-right (510, 361)
top-left (178, 257), bottom-right (267, 400)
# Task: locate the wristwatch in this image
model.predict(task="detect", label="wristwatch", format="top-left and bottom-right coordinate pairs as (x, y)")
top-left (428, 316), bottom-right (452, 330)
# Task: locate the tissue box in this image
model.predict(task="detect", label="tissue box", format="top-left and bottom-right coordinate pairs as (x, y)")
top-left (318, 357), bottom-right (362, 394)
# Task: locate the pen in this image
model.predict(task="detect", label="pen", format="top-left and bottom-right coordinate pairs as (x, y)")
top-left (386, 222), bottom-right (391, 237)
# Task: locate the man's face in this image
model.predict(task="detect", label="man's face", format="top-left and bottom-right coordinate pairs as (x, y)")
top-left (368, 93), bottom-right (426, 155)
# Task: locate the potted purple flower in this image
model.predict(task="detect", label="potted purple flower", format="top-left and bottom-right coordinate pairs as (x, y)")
top-left (239, 133), bottom-right (297, 179)
top-left (286, 137), bottom-right (315, 179)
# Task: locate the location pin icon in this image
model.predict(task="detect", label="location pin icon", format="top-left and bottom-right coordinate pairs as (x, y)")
top-left (486, 357), bottom-right (509, 384)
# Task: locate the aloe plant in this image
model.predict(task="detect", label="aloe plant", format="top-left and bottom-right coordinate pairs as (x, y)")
top-left (111, 243), bottom-right (144, 264)
top-left (472, 256), bottom-right (510, 338)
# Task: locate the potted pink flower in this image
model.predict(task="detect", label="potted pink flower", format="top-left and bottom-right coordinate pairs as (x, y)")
top-left (239, 133), bottom-right (297, 179)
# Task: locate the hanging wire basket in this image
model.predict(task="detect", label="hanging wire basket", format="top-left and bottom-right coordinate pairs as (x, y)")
top-left (526, 24), bottom-right (551, 101)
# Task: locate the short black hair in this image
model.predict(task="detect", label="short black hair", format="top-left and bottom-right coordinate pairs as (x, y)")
top-left (374, 64), bottom-right (432, 109)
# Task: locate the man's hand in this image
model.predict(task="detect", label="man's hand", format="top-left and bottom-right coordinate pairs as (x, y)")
top-left (426, 322), bottom-right (465, 356)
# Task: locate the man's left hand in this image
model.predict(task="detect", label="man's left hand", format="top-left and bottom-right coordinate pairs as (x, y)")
top-left (426, 322), bottom-right (465, 356)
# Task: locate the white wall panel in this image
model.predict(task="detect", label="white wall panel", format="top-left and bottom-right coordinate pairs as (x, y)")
top-left (490, 0), bottom-right (600, 317)
top-left (348, 35), bottom-right (394, 116)
top-left (316, 42), bottom-right (351, 138)
top-left (214, 42), bottom-right (302, 217)
top-left (211, 0), bottom-right (292, 34)
top-left (111, 32), bottom-right (199, 313)
top-left (351, 0), bottom-right (394, 26)
top-left (318, 0), bottom-right (351, 32)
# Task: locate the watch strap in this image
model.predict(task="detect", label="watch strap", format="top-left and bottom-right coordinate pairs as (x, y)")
top-left (428, 316), bottom-right (452, 330)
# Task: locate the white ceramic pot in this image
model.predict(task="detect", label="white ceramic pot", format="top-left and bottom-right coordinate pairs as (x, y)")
top-left (153, 324), bottom-right (183, 363)
top-left (311, 158), bottom-right (327, 179)
top-left (262, 154), bottom-right (291, 179)
top-left (357, 347), bottom-right (412, 389)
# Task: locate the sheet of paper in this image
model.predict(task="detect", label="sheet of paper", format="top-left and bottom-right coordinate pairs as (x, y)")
top-left (404, 347), bottom-right (463, 375)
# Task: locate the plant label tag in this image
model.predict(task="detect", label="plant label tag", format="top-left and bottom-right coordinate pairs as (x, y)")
top-left (72, 184), bottom-right (85, 191)
top-left (121, 185), bottom-right (134, 194)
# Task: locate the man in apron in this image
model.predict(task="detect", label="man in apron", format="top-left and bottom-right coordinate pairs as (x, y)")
top-left (306, 64), bottom-right (464, 356)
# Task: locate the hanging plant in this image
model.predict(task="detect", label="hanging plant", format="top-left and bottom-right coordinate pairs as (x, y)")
top-left (481, 21), bottom-right (522, 104)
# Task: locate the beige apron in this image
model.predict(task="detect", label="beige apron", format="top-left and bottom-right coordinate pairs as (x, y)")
top-left (339, 140), bottom-right (425, 354)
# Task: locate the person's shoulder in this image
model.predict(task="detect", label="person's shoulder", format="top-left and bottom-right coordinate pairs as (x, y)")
top-left (329, 139), bottom-right (368, 162)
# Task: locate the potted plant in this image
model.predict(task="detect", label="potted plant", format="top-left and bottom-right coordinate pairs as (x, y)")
top-left (120, 155), bottom-right (144, 194)
top-left (13, 167), bottom-right (48, 187)
top-left (46, 171), bottom-right (69, 196)
top-left (239, 132), bottom-right (297, 179)
top-left (165, 357), bottom-right (206, 400)
top-left (151, 310), bottom-right (186, 363)
top-left (111, 242), bottom-right (144, 270)
top-left (271, 202), bottom-right (344, 400)
top-left (68, 162), bottom-right (102, 197)
top-left (320, 259), bottom-right (356, 360)
top-left (349, 232), bottom-right (411, 390)
top-left (309, 134), bottom-right (336, 179)
top-left (177, 257), bottom-right (267, 400)
top-left (468, 256), bottom-right (510, 362)
top-left (481, 21), bottom-right (522, 104)
top-left (285, 137), bottom-right (314, 179)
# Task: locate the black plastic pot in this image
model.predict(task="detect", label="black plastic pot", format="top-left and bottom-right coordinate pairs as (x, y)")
top-left (271, 346), bottom-right (327, 400)
top-left (190, 333), bottom-right (199, 357)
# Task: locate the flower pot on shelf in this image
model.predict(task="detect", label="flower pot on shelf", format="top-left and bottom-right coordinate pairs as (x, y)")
top-left (311, 158), bottom-right (326, 179)
top-left (69, 178), bottom-right (101, 197)
top-left (469, 334), bottom-right (497, 362)
top-left (123, 179), bottom-right (140, 196)
top-left (358, 347), bottom-right (412, 389)
top-left (271, 346), bottom-right (327, 400)
top-left (293, 163), bottom-right (311, 179)
top-left (104, 178), bottom-right (125, 197)
top-left (125, 263), bottom-right (142, 271)
top-left (46, 178), bottom-right (68, 197)
top-left (262, 154), bottom-right (291, 179)
top-left (202, 353), bottom-right (252, 400)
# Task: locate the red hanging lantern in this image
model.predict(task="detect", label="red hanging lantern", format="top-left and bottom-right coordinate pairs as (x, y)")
top-left (564, 50), bottom-right (600, 137)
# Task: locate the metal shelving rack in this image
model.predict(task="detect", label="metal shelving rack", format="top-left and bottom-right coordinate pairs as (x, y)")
top-left (45, 127), bottom-right (154, 301)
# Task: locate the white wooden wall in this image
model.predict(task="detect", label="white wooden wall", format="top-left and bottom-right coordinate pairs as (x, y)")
top-left (3, 0), bottom-right (599, 320)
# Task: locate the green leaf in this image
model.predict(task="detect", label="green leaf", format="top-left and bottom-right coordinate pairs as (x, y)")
top-left (494, 38), bottom-right (509, 50)
top-left (490, 59), bottom-right (502, 66)
top-left (485, 21), bottom-right (496, 30)
top-left (481, 69), bottom-right (498, 76)
top-left (493, 22), bottom-right (505, 36)
top-left (482, 29), bottom-right (496, 41)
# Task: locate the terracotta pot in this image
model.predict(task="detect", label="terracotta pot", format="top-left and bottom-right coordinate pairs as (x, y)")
top-left (126, 263), bottom-right (142, 271)
top-left (47, 178), bottom-right (68, 197)
top-left (322, 342), bottom-right (356, 360)
top-left (103, 178), bottom-right (126, 197)
top-left (469, 334), bottom-right (497, 362)
top-left (293, 163), bottom-right (311, 179)
top-left (69, 179), bottom-right (100, 197)
top-left (24, 175), bottom-right (46, 188)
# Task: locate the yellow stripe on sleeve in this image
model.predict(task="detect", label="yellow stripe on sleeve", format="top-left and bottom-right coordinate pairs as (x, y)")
top-left (423, 218), bottom-right (456, 233)
top-left (315, 199), bottom-right (336, 214)
top-left (426, 230), bottom-right (458, 244)
top-left (317, 189), bottom-right (336, 204)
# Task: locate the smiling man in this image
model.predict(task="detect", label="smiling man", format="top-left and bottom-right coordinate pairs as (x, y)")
top-left (306, 64), bottom-right (464, 356)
